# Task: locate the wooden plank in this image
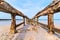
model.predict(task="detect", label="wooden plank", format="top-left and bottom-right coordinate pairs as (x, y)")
top-left (16, 22), bottom-right (24, 27)
top-left (33, 1), bottom-right (60, 18)
top-left (0, 1), bottom-right (25, 17)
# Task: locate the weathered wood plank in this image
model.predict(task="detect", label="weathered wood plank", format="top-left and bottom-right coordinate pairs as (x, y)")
top-left (32, 20), bottom-right (60, 34)
top-left (16, 22), bottom-right (24, 27)
top-left (33, 1), bottom-right (60, 18)
top-left (0, 0), bottom-right (25, 17)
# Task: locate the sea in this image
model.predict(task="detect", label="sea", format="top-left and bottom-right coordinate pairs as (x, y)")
top-left (0, 19), bottom-right (60, 27)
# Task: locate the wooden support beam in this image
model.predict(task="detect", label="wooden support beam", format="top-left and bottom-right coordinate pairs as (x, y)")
top-left (23, 17), bottom-right (25, 26)
top-left (10, 14), bottom-right (16, 34)
top-left (35, 17), bottom-right (38, 25)
top-left (33, 18), bottom-right (35, 21)
top-left (37, 17), bottom-right (38, 22)
top-left (26, 18), bottom-right (29, 24)
top-left (16, 22), bottom-right (24, 27)
top-left (48, 13), bottom-right (54, 34)
top-left (34, 17), bottom-right (38, 22)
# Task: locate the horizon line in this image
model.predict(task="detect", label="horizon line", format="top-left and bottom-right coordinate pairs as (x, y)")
top-left (0, 19), bottom-right (60, 20)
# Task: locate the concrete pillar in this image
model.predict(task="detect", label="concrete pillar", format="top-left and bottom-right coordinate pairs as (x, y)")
top-left (10, 14), bottom-right (16, 34)
top-left (48, 13), bottom-right (54, 34)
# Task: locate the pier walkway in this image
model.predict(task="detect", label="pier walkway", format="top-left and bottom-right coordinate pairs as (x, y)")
top-left (12, 23), bottom-right (60, 40)
top-left (0, 0), bottom-right (60, 39)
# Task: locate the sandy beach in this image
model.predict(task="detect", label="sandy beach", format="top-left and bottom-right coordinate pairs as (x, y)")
top-left (0, 19), bottom-right (60, 40)
top-left (0, 24), bottom-right (60, 40)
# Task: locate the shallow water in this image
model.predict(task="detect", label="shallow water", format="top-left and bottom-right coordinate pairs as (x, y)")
top-left (0, 20), bottom-right (23, 27)
top-left (39, 19), bottom-right (60, 27)
top-left (0, 19), bottom-right (60, 27)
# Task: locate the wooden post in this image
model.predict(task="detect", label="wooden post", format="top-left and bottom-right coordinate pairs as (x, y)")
top-left (26, 18), bottom-right (29, 24)
top-left (48, 13), bottom-right (54, 34)
top-left (23, 17), bottom-right (25, 26)
top-left (35, 17), bottom-right (38, 22)
top-left (36, 17), bottom-right (38, 25)
top-left (10, 14), bottom-right (16, 34)
top-left (37, 17), bottom-right (38, 22)
top-left (33, 18), bottom-right (35, 21)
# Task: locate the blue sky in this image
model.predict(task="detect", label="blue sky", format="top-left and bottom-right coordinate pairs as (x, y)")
top-left (0, 0), bottom-right (60, 19)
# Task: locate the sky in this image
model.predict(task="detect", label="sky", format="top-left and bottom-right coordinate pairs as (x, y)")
top-left (0, 0), bottom-right (60, 19)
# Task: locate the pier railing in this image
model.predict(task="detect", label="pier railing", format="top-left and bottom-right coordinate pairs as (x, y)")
top-left (0, 0), bottom-right (60, 34)
top-left (0, 0), bottom-right (29, 34)
top-left (32, 1), bottom-right (60, 34)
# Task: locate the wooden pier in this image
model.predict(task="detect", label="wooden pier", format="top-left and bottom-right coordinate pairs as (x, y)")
top-left (0, 0), bottom-right (60, 35)
top-left (33, 0), bottom-right (60, 34)
top-left (0, 0), bottom-right (29, 34)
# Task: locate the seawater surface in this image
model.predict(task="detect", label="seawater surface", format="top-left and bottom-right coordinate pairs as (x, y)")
top-left (39, 19), bottom-right (60, 27)
top-left (0, 19), bottom-right (60, 27)
top-left (0, 19), bottom-right (23, 27)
